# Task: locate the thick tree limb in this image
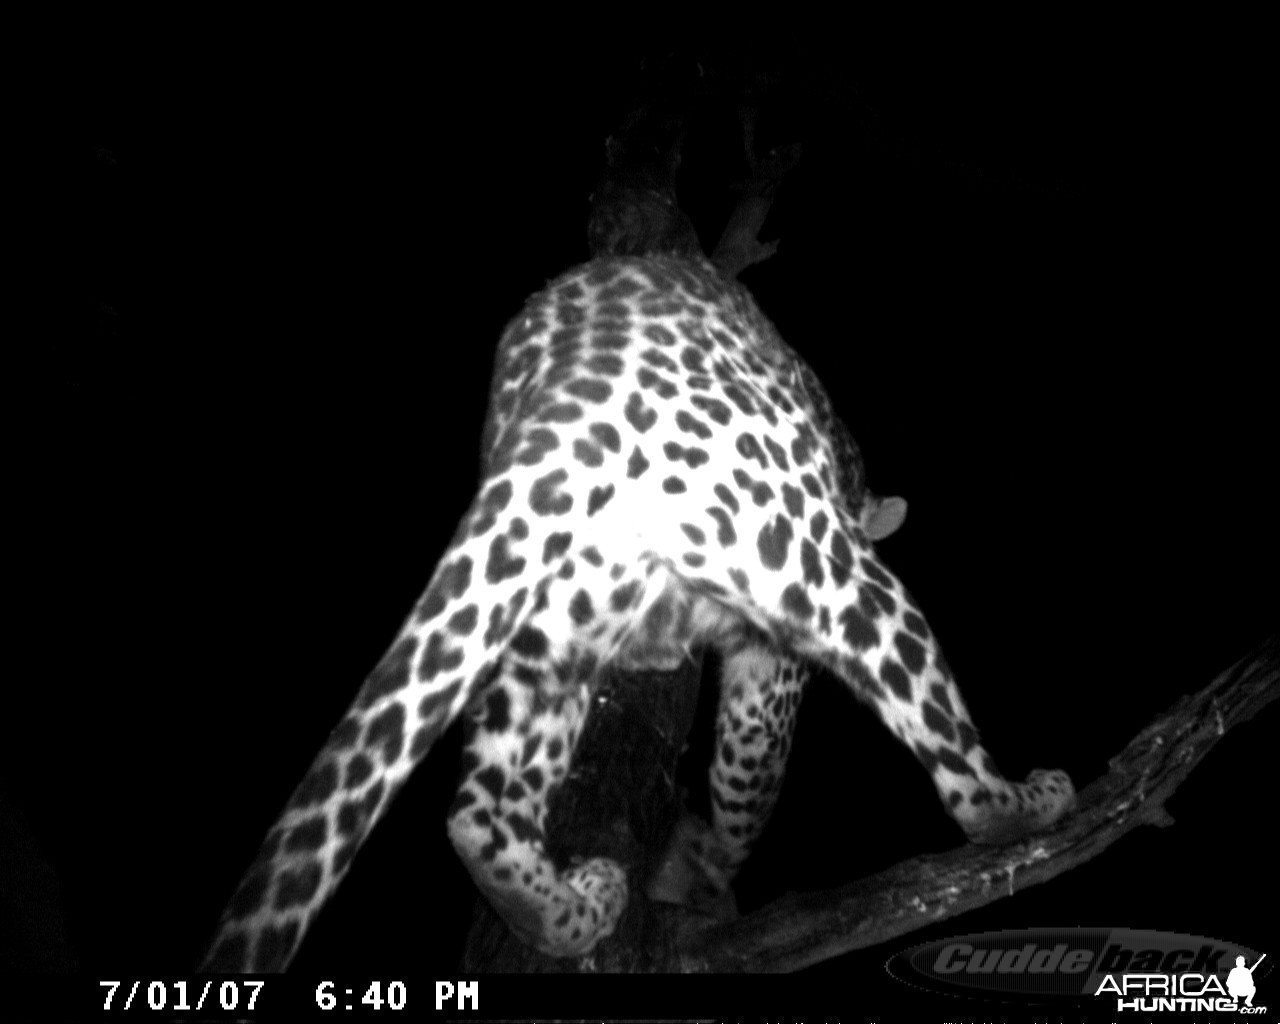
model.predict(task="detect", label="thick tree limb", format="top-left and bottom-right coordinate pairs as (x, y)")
top-left (678, 631), bottom-right (1280, 972)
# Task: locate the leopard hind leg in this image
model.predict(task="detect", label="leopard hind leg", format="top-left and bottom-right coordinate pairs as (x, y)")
top-left (781, 548), bottom-right (1077, 844)
top-left (446, 658), bottom-right (627, 957)
top-left (652, 515), bottom-right (1074, 847)
top-left (444, 555), bottom-right (670, 958)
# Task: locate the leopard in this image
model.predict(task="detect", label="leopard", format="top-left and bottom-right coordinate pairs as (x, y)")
top-left (200, 253), bottom-right (1074, 972)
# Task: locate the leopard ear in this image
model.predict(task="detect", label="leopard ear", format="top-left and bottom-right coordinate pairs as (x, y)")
top-left (865, 496), bottom-right (908, 541)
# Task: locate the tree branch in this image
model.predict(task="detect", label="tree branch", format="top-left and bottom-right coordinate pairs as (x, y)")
top-left (710, 115), bottom-right (801, 277)
top-left (677, 631), bottom-right (1280, 972)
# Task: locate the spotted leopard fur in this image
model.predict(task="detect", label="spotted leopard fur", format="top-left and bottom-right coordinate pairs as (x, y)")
top-left (201, 255), bottom-right (1074, 971)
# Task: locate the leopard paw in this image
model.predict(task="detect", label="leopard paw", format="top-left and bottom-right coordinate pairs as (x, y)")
top-left (647, 815), bottom-right (739, 922)
top-left (965, 768), bottom-right (1076, 845)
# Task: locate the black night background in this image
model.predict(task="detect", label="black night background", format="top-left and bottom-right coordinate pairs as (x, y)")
top-left (12, 14), bottom-right (1276, 1021)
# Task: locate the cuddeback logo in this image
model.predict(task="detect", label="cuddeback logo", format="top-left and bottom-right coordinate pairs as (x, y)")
top-left (886, 928), bottom-right (1270, 1012)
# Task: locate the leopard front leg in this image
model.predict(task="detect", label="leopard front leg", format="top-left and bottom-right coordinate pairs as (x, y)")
top-left (648, 641), bottom-right (806, 908)
top-left (707, 642), bottom-right (807, 882)
top-left (447, 670), bottom-right (627, 958)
